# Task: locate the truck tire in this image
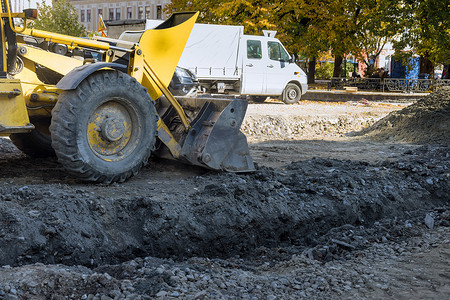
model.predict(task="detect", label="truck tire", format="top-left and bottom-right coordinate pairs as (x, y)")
top-left (250, 96), bottom-right (267, 103)
top-left (10, 117), bottom-right (55, 157)
top-left (50, 71), bottom-right (158, 183)
top-left (282, 83), bottom-right (302, 104)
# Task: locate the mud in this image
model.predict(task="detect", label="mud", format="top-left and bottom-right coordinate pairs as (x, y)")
top-left (0, 90), bottom-right (449, 299)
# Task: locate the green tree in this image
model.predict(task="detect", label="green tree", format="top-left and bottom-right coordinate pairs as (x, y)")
top-left (392, 0), bottom-right (450, 77)
top-left (31, 0), bottom-right (85, 37)
top-left (345, 0), bottom-right (402, 77)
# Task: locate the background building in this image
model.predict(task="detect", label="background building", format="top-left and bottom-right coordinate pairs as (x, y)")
top-left (11, 0), bottom-right (44, 11)
top-left (68, 1), bottom-right (170, 34)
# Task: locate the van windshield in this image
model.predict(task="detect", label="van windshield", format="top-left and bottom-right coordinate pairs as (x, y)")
top-left (268, 41), bottom-right (290, 62)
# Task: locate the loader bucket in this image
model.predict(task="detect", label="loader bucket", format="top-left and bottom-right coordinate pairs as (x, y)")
top-left (138, 12), bottom-right (199, 100)
top-left (177, 98), bottom-right (255, 172)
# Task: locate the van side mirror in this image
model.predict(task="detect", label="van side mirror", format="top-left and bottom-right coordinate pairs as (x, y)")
top-left (289, 54), bottom-right (295, 63)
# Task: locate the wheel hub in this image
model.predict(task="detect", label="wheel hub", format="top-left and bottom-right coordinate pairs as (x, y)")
top-left (288, 89), bottom-right (297, 99)
top-left (87, 100), bottom-right (135, 158)
top-left (100, 117), bottom-right (126, 142)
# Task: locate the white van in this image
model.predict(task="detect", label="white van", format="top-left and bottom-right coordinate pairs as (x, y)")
top-left (146, 21), bottom-right (308, 104)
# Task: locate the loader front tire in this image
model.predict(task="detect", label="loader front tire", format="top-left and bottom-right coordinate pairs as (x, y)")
top-left (50, 71), bottom-right (158, 183)
top-left (10, 117), bottom-right (55, 157)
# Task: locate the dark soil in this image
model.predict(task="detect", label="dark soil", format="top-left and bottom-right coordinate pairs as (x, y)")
top-left (0, 140), bottom-right (448, 268)
top-left (0, 88), bottom-right (449, 299)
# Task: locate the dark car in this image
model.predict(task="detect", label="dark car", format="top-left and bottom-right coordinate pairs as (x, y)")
top-left (169, 67), bottom-right (199, 96)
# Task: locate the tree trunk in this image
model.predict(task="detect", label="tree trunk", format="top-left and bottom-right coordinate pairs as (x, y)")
top-left (443, 64), bottom-right (450, 79)
top-left (307, 57), bottom-right (316, 84)
top-left (419, 55), bottom-right (434, 78)
top-left (333, 55), bottom-right (343, 78)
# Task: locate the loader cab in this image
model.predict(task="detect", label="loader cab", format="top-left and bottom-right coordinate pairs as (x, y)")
top-left (240, 35), bottom-right (307, 97)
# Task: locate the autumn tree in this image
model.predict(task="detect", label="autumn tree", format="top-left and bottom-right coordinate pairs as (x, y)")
top-left (166, 0), bottom-right (276, 34)
top-left (273, 0), bottom-right (332, 83)
top-left (346, 0), bottom-right (403, 76)
top-left (166, 0), bottom-right (449, 80)
top-left (392, 0), bottom-right (450, 77)
top-left (166, 0), bottom-right (218, 23)
top-left (212, 0), bottom-right (276, 34)
top-left (31, 0), bottom-right (85, 37)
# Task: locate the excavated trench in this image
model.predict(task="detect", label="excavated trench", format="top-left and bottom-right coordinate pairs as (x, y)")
top-left (0, 141), bottom-right (448, 268)
top-left (0, 89), bottom-right (449, 270)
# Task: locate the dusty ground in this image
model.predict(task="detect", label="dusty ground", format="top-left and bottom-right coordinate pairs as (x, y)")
top-left (0, 90), bottom-right (449, 299)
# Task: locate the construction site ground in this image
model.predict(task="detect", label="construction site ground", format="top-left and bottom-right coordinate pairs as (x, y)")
top-left (0, 89), bottom-right (449, 299)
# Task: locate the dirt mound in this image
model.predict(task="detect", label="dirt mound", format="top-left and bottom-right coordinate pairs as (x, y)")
top-left (359, 87), bottom-right (450, 144)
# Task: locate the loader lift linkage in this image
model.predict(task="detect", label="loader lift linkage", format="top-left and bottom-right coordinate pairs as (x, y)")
top-left (0, 1), bottom-right (254, 183)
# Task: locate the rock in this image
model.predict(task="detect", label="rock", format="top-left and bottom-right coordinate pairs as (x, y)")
top-left (27, 210), bottom-right (40, 217)
top-left (332, 239), bottom-right (356, 249)
top-left (424, 213), bottom-right (435, 229)
top-left (186, 274), bottom-right (195, 281)
top-left (193, 290), bottom-right (208, 299)
top-left (155, 291), bottom-right (167, 297)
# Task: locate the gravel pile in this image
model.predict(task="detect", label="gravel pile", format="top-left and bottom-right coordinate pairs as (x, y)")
top-left (242, 114), bottom-right (379, 141)
top-left (242, 101), bottom-right (404, 141)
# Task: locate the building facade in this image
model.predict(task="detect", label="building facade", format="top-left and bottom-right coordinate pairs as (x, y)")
top-left (68, 1), bottom-right (170, 33)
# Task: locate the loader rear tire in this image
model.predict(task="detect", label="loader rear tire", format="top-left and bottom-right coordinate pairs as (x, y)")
top-left (50, 71), bottom-right (158, 183)
top-left (10, 117), bottom-right (55, 157)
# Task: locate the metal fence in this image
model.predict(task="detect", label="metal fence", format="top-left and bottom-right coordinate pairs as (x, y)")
top-left (328, 77), bottom-right (450, 93)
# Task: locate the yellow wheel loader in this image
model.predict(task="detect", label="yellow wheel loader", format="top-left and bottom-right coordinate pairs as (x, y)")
top-left (0, 1), bottom-right (254, 183)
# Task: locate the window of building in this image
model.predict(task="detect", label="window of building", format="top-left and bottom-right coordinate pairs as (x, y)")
top-left (156, 5), bottom-right (162, 19)
top-left (115, 8), bottom-right (120, 20)
top-left (98, 8), bottom-right (102, 17)
top-left (145, 6), bottom-right (151, 19)
top-left (247, 40), bottom-right (262, 59)
top-left (109, 8), bottom-right (114, 21)
top-left (80, 9), bottom-right (85, 22)
top-left (138, 7), bottom-right (143, 19)
top-left (86, 9), bottom-right (91, 22)
top-left (127, 7), bottom-right (132, 19)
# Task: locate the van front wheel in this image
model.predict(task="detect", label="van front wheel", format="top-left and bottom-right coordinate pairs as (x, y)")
top-left (282, 83), bottom-right (301, 104)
